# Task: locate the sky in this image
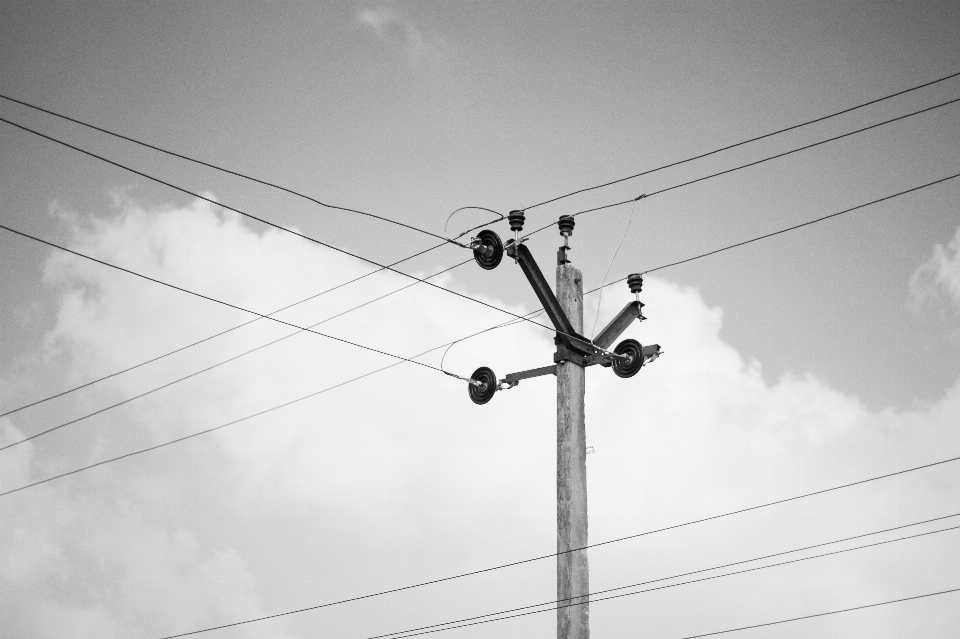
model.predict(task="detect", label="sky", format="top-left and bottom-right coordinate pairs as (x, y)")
top-left (1, 1), bottom-right (959, 638)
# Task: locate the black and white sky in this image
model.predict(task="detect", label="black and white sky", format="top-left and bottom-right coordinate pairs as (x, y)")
top-left (1, 2), bottom-right (960, 638)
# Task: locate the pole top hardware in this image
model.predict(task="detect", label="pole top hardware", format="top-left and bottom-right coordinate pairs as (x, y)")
top-left (508, 210), bottom-right (526, 233)
top-left (557, 215), bottom-right (575, 265)
top-left (627, 273), bottom-right (643, 300)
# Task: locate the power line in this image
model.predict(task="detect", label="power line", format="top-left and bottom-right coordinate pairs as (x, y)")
top-left (523, 69), bottom-right (960, 212)
top-left (7, 83), bottom-right (951, 419)
top-left (377, 522), bottom-right (960, 639)
top-left (0, 221), bottom-right (455, 378)
top-left (520, 94), bottom-right (960, 239)
top-left (633, 171), bottom-right (960, 277)
top-left (0, 258), bottom-right (473, 451)
top-left (0, 309), bottom-right (545, 498)
top-left (0, 93), bottom-right (458, 244)
top-left (150, 509), bottom-right (960, 638)
top-left (428, 170), bottom-right (960, 362)
top-left (0, 116), bottom-right (565, 340)
top-left (8, 169), bottom-right (956, 493)
top-left (0, 239), bottom-right (452, 419)
top-left (675, 587), bottom-right (960, 639)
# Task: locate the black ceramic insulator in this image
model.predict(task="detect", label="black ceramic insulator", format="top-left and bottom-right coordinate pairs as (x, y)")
top-left (557, 215), bottom-right (575, 236)
top-left (627, 273), bottom-right (643, 294)
top-left (508, 210), bottom-right (525, 233)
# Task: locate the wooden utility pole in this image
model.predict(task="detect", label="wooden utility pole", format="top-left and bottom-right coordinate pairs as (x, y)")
top-left (556, 261), bottom-right (589, 638)
top-left (468, 211), bottom-right (662, 639)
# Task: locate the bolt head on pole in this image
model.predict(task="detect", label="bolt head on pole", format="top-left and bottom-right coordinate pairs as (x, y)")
top-left (507, 210), bottom-right (526, 233)
top-left (558, 215), bottom-right (575, 237)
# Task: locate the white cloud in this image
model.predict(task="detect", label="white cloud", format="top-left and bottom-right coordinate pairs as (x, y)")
top-left (2, 196), bottom-right (959, 637)
top-left (909, 225), bottom-right (960, 315)
top-left (356, 5), bottom-right (445, 67)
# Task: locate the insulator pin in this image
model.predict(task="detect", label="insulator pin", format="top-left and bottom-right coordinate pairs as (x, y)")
top-left (507, 210), bottom-right (525, 233)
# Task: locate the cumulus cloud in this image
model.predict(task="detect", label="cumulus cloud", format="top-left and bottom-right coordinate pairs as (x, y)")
top-left (909, 225), bottom-right (960, 315)
top-left (1, 195), bottom-right (959, 637)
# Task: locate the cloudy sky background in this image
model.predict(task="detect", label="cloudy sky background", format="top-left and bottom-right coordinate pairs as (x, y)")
top-left (2, 1), bottom-right (960, 637)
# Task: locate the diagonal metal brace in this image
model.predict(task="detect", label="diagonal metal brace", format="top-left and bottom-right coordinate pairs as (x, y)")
top-left (506, 240), bottom-right (594, 356)
top-left (592, 300), bottom-right (646, 350)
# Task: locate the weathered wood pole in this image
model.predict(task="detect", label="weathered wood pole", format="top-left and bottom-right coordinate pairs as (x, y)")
top-left (556, 261), bottom-right (589, 639)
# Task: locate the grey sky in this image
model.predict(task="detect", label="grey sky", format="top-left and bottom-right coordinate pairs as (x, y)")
top-left (1, 2), bottom-right (960, 638)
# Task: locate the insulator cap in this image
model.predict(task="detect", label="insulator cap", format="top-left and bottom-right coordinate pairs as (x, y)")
top-left (507, 210), bottom-right (525, 233)
top-left (627, 273), bottom-right (643, 294)
top-left (557, 215), bottom-right (575, 237)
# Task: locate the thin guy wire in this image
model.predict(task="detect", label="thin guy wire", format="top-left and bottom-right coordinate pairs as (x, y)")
top-left (523, 68), bottom-right (960, 212)
top-left (0, 258), bottom-right (472, 451)
top-left (0, 93), bottom-right (454, 244)
top-left (0, 116), bottom-right (562, 340)
top-left (439, 310), bottom-right (545, 380)
top-left (519, 94), bottom-right (960, 239)
top-left (0, 222), bottom-right (454, 378)
top-left (379, 522), bottom-right (960, 639)
top-left (443, 206), bottom-right (506, 243)
top-left (0, 239), bottom-right (453, 419)
top-left (589, 206), bottom-right (634, 342)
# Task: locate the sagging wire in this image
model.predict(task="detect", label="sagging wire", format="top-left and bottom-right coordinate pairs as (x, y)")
top-left (440, 309), bottom-right (547, 387)
top-left (589, 205), bottom-right (635, 343)
top-left (443, 206), bottom-right (506, 247)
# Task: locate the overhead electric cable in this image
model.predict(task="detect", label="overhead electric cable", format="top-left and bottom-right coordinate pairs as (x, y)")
top-left (4, 403), bottom-right (957, 639)
top-left (627, 171), bottom-right (960, 280)
top-left (425, 171), bottom-right (960, 362)
top-left (156, 513), bottom-right (960, 639)
top-left (0, 117), bottom-right (570, 342)
top-left (674, 587), bottom-right (960, 639)
top-left (0, 93), bottom-right (459, 243)
top-left (0, 239), bottom-right (453, 419)
top-left (0, 310), bottom-right (548, 498)
top-left (520, 94), bottom-right (960, 239)
top-left (523, 69), bottom-right (960, 211)
top-left (375, 522), bottom-right (960, 639)
top-left (0, 258), bottom-right (473, 451)
top-left (8, 170), bottom-right (948, 487)
top-left (0, 221), bottom-right (458, 379)
top-left (5, 84), bottom-right (952, 416)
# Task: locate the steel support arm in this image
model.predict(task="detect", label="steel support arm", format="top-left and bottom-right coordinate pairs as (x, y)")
top-left (592, 301), bottom-right (645, 350)
top-left (503, 365), bottom-right (557, 386)
top-left (508, 242), bottom-right (579, 339)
